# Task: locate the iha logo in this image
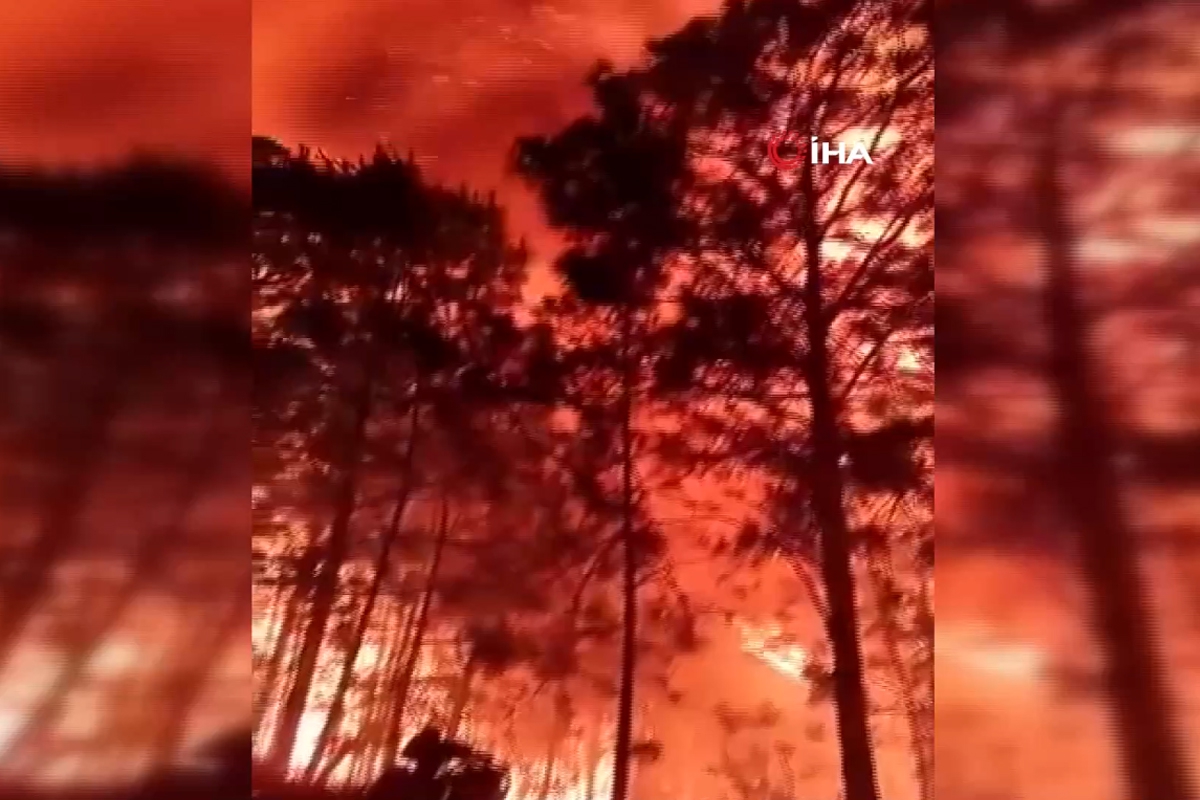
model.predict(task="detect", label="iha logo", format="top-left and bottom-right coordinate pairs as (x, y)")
top-left (768, 132), bottom-right (874, 167)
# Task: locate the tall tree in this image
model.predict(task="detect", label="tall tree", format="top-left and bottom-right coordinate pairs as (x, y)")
top-left (517, 2), bottom-right (932, 799)
top-left (515, 67), bottom-right (690, 800)
top-left (253, 139), bottom-right (527, 773)
top-left (654, 5), bottom-right (931, 798)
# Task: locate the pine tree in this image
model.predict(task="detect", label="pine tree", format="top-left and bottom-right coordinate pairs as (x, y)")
top-left (517, 3), bottom-right (932, 798)
top-left (253, 140), bottom-right (527, 773)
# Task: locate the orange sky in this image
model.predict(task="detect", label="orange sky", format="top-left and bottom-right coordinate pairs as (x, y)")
top-left (0, 1), bottom-right (248, 172)
top-left (1, 0), bottom-right (718, 269)
top-left (251, 0), bottom-right (718, 257)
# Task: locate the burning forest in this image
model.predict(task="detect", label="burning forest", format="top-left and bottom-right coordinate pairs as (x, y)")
top-left (250, 2), bottom-right (932, 799)
top-left (4, 0), bottom-right (1198, 799)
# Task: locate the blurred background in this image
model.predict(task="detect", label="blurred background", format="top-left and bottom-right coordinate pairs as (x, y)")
top-left (0, 0), bottom-right (250, 796)
top-left (250, 1), bottom-right (931, 799)
top-left (937, 0), bottom-right (1200, 798)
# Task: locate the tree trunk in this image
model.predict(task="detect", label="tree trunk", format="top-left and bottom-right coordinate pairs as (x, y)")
top-left (318, 739), bottom-right (357, 788)
top-left (361, 603), bottom-right (412, 779)
top-left (268, 367), bottom-right (376, 773)
top-left (611, 307), bottom-right (637, 800)
top-left (1035, 109), bottom-right (1197, 800)
top-left (799, 159), bottom-right (882, 800)
top-left (369, 590), bottom-right (420, 776)
top-left (380, 496), bottom-right (452, 766)
top-left (307, 404), bottom-right (422, 780)
top-left (868, 549), bottom-right (931, 800)
top-left (537, 690), bottom-right (571, 800)
top-left (255, 584), bottom-right (301, 736)
top-left (445, 649), bottom-right (477, 740)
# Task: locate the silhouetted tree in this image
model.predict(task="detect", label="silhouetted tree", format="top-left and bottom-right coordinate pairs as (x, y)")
top-left (253, 139), bottom-right (528, 774)
top-left (516, 2), bottom-right (932, 799)
top-left (254, 137), bottom-right (673, 795)
top-left (515, 65), bottom-right (689, 800)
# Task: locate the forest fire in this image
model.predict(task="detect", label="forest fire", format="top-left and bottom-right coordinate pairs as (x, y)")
top-left (4, 1), bottom-right (1195, 800)
top-left (248, 3), bottom-right (932, 800)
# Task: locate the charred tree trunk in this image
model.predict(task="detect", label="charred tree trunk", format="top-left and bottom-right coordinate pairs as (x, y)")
top-left (255, 583), bottom-right (301, 735)
top-left (307, 403), bottom-right (422, 780)
top-left (354, 603), bottom-right (411, 780)
top-left (868, 548), bottom-right (931, 800)
top-left (305, 486), bottom-right (408, 780)
top-left (268, 366), bottom-right (376, 773)
top-left (799, 160), bottom-right (881, 800)
top-left (318, 739), bottom-right (357, 788)
top-left (537, 690), bottom-right (571, 800)
top-left (611, 307), bottom-right (638, 800)
top-left (445, 648), bottom-right (477, 740)
top-left (370, 588), bottom-right (420, 776)
top-left (1035, 109), bottom-right (1197, 800)
top-left (381, 496), bottom-right (451, 766)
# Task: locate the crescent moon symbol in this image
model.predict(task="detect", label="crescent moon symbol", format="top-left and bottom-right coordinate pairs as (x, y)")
top-left (767, 132), bottom-right (802, 169)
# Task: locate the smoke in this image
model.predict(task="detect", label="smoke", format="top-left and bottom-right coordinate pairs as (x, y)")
top-left (0, 1), bottom-right (248, 172)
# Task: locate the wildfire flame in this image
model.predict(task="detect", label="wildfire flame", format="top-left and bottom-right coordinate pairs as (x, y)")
top-left (737, 620), bottom-right (808, 681)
